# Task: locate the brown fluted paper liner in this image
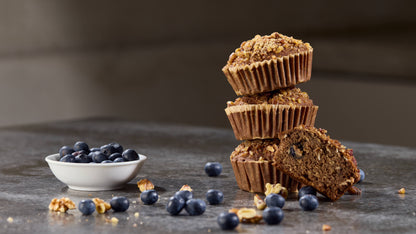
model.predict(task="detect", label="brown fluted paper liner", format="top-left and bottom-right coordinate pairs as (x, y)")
top-left (225, 104), bottom-right (318, 140)
top-left (230, 158), bottom-right (302, 193)
top-left (222, 50), bottom-right (313, 96)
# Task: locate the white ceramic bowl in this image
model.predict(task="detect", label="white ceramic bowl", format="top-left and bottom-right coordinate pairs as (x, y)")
top-left (45, 153), bottom-right (147, 191)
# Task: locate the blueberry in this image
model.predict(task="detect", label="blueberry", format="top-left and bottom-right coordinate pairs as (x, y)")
top-left (113, 157), bottom-right (125, 163)
top-left (109, 142), bottom-right (123, 154)
top-left (204, 162), bottom-right (222, 177)
top-left (110, 196), bottom-right (129, 212)
top-left (109, 153), bottom-right (122, 161)
top-left (166, 196), bottom-right (185, 215)
top-left (78, 199), bottom-right (95, 215)
top-left (217, 212), bottom-right (239, 230)
top-left (206, 189), bottom-right (224, 205)
top-left (174, 190), bottom-right (193, 202)
top-left (91, 152), bottom-right (108, 163)
top-left (298, 186), bottom-right (317, 199)
top-left (74, 141), bottom-right (90, 153)
top-left (101, 160), bottom-right (113, 163)
top-left (60, 154), bottom-right (75, 162)
top-left (299, 194), bottom-right (319, 211)
top-left (358, 168), bottom-right (365, 183)
top-left (265, 193), bottom-right (285, 208)
top-left (185, 199), bottom-right (206, 216)
top-left (72, 150), bottom-right (88, 156)
top-left (90, 147), bottom-right (101, 152)
top-left (141, 189), bottom-right (158, 205)
top-left (59, 146), bottom-right (75, 159)
top-left (263, 207), bottom-right (284, 225)
top-left (75, 154), bottom-right (92, 163)
top-left (122, 149), bottom-right (139, 161)
top-left (100, 144), bottom-right (117, 157)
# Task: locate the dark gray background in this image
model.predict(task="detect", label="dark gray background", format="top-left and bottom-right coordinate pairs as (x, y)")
top-left (0, 0), bottom-right (415, 146)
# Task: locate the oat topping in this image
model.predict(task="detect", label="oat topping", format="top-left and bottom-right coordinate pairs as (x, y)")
top-left (227, 88), bottom-right (313, 107)
top-left (227, 32), bottom-right (312, 66)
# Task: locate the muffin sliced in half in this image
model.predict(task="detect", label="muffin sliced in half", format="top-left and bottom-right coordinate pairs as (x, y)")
top-left (230, 139), bottom-right (303, 193)
top-left (273, 126), bottom-right (360, 201)
top-left (222, 32), bottom-right (313, 96)
top-left (225, 87), bottom-right (318, 140)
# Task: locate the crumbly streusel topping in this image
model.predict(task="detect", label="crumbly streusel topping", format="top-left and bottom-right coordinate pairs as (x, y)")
top-left (227, 32), bottom-right (312, 66)
top-left (231, 139), bottom-right (280, 162)
top-left (227, 88), bottom-right (313, 107)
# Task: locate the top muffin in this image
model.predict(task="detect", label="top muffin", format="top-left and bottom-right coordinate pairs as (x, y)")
top-left (226, 32), bottom-right (312, 67)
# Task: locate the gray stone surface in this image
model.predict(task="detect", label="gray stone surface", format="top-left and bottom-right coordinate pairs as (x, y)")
top-left (0, 119), bottom-right (415, 233)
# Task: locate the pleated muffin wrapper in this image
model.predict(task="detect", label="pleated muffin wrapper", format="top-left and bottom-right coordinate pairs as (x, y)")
top-left (230, 157), bottom-right (303, 193)
top-left (222, 49), bottom-right (313, 96)
top-left (225, 104), bottom-right (319, 140)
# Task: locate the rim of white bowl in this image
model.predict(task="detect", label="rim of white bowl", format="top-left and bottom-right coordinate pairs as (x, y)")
top-left (45, 153), bottom-right (147, 167)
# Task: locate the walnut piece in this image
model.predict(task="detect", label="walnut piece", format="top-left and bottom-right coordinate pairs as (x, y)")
top-left (92, 198), bottom-right (111, 214)
top-left (180, 184), bottom-right (193, 192)
top-left (137, 179), bottom-right (155, 192)
top-left (235, 208), bottom-right (262, 224)
top-left (254, 194), bottom-right (266, 210)
top-left (49, 197), bottom-right (76, 213)
top-left (265, 183), bottom-right (288, 198)
top-left (398, 188), bottom-right (406, 194)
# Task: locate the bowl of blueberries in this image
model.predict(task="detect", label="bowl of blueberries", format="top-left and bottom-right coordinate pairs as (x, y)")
top-left (45, 141), bottom-right (147, 191)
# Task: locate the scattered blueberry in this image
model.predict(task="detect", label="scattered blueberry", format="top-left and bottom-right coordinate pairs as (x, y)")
top-left (265, 193), bottom-right (285, 208)
top-left (113, 157), bottom-right (125, 163)
top-left (74, 141), bottom-right (90, 154)
top-left (122, 149), bottom-right (139, 161)
top-left (109, 142), bottom-right (123, 154)
top-left (174, 190), bottom-right (193, 202)
top-left (110, 196), bottom-right (130, 212)
top-left (141, 189), bottom-right (159, 205)
top-left (299, 194), bottom-right (319, 211)
top-left (204, 162), bottom-right (222, 177)
top-left (78, 199), bottom-right (95, 215)
top-left (59, 146), bottom-right (75, 159)
top-left (91, 152), bottom-right (108, 163)
top-left (109, 153), bottom-right (122, 161)
top-left (358, 168), bottom-right (365, 183)
top-left (75, 154), bottom-right (92, 163)
top-left (100, 144), bottom-right (117, 157)
top-left (206, 189), bottom-right (224, 205)
top-left (166, 196), bottom-right (185, 215)
top-left (90, 147), bottom-right (101, 152)
top-left (217, 212), bottom-right (239, 230)
top-left (298, 186), bottom-right (317, 199)
top-left (101, 160), bottom-right (113, 163)
top-left (185, 199), bottom-right (206, 216)
top-left (263, 207), bottom-right (284, 225)
top-left (60, 154), bottom-right (76, 162)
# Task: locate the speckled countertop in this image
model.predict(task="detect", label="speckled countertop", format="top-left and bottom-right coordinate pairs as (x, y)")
top-left (0, 119), bottom-right (415, 234)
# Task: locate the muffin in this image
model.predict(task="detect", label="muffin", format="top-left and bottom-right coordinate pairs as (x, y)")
top-left (225, 87), bottom-right (318, 140)
top-left (230, 139), bottom-right (303, 193)
top-left (274, 126), bottom-right (360, 201)
top-left (222, 32), bottom-right (313, 96)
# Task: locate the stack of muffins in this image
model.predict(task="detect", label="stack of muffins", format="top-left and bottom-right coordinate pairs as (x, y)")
top-left (222, 32), bottom-right (316, 194)
top-left (222, 32), bottom-right (360, 200)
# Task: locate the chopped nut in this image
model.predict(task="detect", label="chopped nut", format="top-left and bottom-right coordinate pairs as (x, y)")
top-left (265, 183), bottom-right (288, 198)
top-left (137, 179), bottom-right (155, 192)
top-left (7, 217), bottom-right (13, 223)
top-left (254, 194), bottom-right (266, 210)
top-left (92, 198), bottom-right (111, 214)
top-left (347, 186), bottom-right (362, 195)
top-left (180, 184), bottom-right (193, 192)
top-left (398, 188), bottom-right (406, 194)
top-left (49, 197), bottom-right (76, 213)
top-left (111, 217), bottom-right (119, 224)
top-left (322, 224), bottom-right (331, 231)
top-left (237, 208), bottom-right (262, 224)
